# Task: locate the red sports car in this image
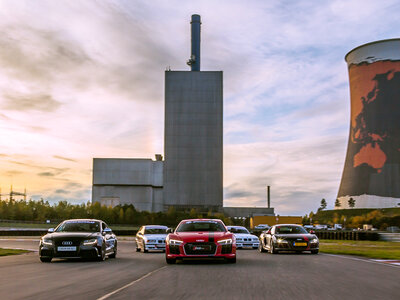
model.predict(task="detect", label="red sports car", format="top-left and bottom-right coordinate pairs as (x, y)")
top-left (165, 219), bottom-right (236, 264)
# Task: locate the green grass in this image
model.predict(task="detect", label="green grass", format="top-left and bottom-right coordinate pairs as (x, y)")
top-left (0, 222), bottom-right (139, 231)
top-left (320, 239), bottom-right (400, 260)
top-left (0, 248), bottom-right (31, 256)
top-left (0, 222), bottom-right (56, 229)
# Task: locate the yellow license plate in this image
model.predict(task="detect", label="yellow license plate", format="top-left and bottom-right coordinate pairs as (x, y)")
top-left (294, 242), bottom-right (307, 247)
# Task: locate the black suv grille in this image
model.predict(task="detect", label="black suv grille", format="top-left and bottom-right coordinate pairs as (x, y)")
top-left (184, 242), bottom-right (216, 255)
top-left (54, 238), bottom-right (82, 247)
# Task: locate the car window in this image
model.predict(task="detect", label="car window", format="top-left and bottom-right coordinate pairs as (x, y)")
top-left (275, 226), bottom-right (307, 234)
top-left (176, 221), bottom-right (226, 232)
top-left (144, 228), bottom-right (167, 234)
top-left (229, 227), bottom-right (249, 234)
top-left (56, 221), bottom-right (100, 233)
top-left (102, 223), bottom-right (108, 231)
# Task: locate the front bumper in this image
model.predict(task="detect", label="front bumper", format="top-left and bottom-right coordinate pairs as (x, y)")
top-left (39, 244), bottom-right (102, 259)
top-left (273, 241), bottom-right (319, 252)
top-left (144, 243), bottom-right (166, 251)
top-left (166, 243), bottom-right (236, 259)
top-left (236, 241), bottom-right (259, 248)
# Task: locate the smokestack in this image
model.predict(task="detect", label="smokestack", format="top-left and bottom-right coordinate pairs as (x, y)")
top-left (187, 14), bottom-right (201, 71)
top-left (267, 186), bottom-right (271, 208)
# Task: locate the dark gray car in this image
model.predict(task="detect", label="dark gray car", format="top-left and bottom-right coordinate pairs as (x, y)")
top-left (39, 219), bottom-right (117, 262)
top-left (259, 224), bottom-right (319, 254)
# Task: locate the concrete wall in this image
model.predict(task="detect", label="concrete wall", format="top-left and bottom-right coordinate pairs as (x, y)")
top-left (337, 194), bottom-right (400, 209)
top-left (223, 207), bottom-right (274, 218)
top-left (164, 71), bottom-right (223, 210)
top-left (250, 216), bottom-right (303, 228)
top-left (92, 158), bottom-right (164, 212)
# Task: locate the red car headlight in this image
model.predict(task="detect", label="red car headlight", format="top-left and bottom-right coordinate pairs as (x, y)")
top-left (168, 239), bottom-right (183, 246)
top-left (217, 238), bottom-right (232, 245)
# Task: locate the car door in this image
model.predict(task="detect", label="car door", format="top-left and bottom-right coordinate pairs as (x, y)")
top-left (136, 227), bottom-right (144, 248)
top-left (102, 222), bottom-right (115, 253)
top-left (266, 227), bottom-right (274, 249)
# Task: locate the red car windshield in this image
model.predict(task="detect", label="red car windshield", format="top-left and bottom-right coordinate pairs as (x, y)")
top-left (176, 221), bottom-right (226, 232)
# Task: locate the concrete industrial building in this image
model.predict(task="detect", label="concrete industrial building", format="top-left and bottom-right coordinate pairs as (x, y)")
top-left (92, 157), bottom-right (163, 212)
top-left (338, 39), bottom-right (400, 209)
top-left (92, 15), bottom-right (274, 217)
top-left (164, 71), bottom-right (223, 211)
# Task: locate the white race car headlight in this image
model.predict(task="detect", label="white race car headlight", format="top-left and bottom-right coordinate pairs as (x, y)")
top-left (311, 238), bottom-right (319, 243)
top-left (147, 239), bottom-right (157, 243)
top-left (83, 238), bottom-right (97, 246)
top-left (168, 239), bottom-right (183, 246)
top-left (42, 238), bottom-right (53, 246)
top-left (217, 238), bottom-right (233, 245)
top-left (276, 238), bottom-right (288, 244)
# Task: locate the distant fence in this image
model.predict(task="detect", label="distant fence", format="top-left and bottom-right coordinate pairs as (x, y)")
top-left (0, 229), bottom-right (138, 236)
top-left (315, 231), bottom-right (380, 241)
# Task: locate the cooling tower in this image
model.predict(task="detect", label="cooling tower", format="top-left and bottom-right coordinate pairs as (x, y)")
top-left (337, 39), bottom-right (400, 209)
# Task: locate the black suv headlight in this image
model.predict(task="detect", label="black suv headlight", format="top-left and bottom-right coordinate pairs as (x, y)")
top-left (41, 238), bottom-right (53, 246)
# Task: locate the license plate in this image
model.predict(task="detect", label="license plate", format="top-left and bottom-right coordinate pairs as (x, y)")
top-left (193, 246), bottom-right (210, 251)
top-left (57, 246), bottom-right (77, 251)
top-left (294, 242), bottom-right (307, 247)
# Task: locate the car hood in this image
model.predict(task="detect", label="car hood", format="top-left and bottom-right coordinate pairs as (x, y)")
top-left (234, 233), bottom-right (258, 239)
top-left (171, 232), bottom-right (232, 243)
top-left (44, 232), bottom-right (99, 239)
top-left (143, 234), bottom-right (167, 240)
top-left (275, 234), bottom-right (317, 240)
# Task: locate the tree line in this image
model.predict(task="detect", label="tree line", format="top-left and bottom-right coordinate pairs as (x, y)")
top-left (0, 199), bottom-right (237, 227)
top-left (303, 207), bottom-right (400, 230)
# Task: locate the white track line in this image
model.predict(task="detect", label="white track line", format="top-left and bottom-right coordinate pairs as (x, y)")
top-left (321, 253), bottom-right (400, 269)
top-left (97, 266), bottom-right (167, 300)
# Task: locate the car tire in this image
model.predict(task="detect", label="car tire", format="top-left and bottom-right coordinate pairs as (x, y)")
top-left (311, 250), bottom-right (319, 254)
top-left (142, 243), bottom-right (148, 253)
top-left (40, 257), bottom-right (52, 263)
top-left (97, 244), bottom-right (106, 261)
top-left (227, 257), bottom-right (236, 264)
top-left (270, 243), bottom-right (278, 254)
top-left (258, 243), bottom-right (266, 253)
top-left (109, 245), bottom-right (117, 258)
top-left (166, 257), bottom-right (176, 264)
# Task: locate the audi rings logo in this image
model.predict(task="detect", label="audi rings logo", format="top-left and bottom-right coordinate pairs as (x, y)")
top-left (62, 241), bottom-right (73, 245)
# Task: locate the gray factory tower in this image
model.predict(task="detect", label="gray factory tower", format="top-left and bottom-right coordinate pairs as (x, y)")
top-left (163, 15), bottom-right (223, 211)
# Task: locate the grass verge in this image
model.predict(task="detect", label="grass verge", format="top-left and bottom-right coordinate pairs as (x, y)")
top-left (0, 222), bottom-right (138, 231)
top-left (0, 248), bottom-right (31, 256)
top-left (320, 239), bottom-right (400, 260)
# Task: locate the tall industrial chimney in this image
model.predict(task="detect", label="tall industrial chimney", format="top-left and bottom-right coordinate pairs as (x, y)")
top-left (187, 14), bottom-right (201, 71)
top-left (164, 14), bottom-right (223, 212)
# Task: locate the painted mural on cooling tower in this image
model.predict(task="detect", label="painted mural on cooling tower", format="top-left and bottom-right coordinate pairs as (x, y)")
top-left (338, 56), bottom-right (400, 198)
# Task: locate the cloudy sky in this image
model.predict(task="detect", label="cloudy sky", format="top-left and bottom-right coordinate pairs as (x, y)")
top-left (0, 0), bottom-right (399, 215)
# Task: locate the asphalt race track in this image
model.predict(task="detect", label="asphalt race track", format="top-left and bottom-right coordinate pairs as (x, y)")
top-left (0, 239), bottom-right (399, 300)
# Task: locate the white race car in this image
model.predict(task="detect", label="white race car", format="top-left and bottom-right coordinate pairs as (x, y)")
top-left (136, 225), bottom-right (168, 252)
top-left (227, 226), bottom-right (259, 249)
